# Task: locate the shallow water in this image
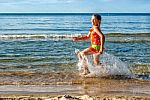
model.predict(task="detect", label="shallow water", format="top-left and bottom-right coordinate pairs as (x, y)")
top-left (0, 36), bottom-right (149, 75)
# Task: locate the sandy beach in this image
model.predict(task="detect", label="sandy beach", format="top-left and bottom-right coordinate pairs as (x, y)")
top-left (0, 94), bottom-right (150, 100)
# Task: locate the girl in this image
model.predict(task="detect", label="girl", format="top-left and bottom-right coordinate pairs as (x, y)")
top-left (73, 14), bottom-right (105, 75)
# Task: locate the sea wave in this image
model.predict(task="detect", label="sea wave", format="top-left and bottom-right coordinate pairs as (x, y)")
top-left (0, 34), bottom-right (80, 39)
top-left (0, 33), bottom-right (149, 42)
top-left (106, 33), bottom-right (150, 36)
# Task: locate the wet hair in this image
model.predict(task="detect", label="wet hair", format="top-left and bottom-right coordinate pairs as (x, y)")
top-left (93, 14), bottom-right (101, 21)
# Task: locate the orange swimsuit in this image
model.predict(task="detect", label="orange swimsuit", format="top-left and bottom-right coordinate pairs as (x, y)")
top-left (88, 28), bottom-right (101, 53)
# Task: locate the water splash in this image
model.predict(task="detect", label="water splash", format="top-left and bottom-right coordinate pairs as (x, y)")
top-left (76, 49), bottom-right (131, 77)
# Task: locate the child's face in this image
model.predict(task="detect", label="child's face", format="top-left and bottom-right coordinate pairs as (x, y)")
top-left (91, 16), bottom-right (99, 26)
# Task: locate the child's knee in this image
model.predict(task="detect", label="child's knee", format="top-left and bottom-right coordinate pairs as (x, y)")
top-left (80, 52), bottom-right (85, 57)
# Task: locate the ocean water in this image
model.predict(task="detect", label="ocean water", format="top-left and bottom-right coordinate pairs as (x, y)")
top-left (0, 13), bottom-right (149, 85)
top-left (0, 13), bottom-right (150, 34)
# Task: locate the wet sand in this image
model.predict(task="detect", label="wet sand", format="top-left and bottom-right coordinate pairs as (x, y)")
top-left (0, 71), bottom-right (150, 99)
top-left (0, 85), bottom-right (150, 100)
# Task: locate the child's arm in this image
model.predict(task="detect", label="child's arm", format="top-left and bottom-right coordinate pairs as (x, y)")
top-left (73, 32), bottom-right (90, 41)
top-left (94, 26), bottom-right (105, 54)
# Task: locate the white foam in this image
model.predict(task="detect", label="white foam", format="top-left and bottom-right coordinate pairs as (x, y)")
top-left (76, 50), bottom-right (131, 77)
top-left (0, 34), bottom-right (82, 40)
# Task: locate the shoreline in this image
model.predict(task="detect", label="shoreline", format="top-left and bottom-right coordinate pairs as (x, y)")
top-left (0, 85), bottom-right (149, 100)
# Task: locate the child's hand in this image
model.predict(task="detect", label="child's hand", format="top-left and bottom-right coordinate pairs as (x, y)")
top-left (72, 37), bottom-right (78, 41)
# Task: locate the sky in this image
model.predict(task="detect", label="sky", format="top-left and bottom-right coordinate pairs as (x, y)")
top-left (0, 0), bottom-right (150, 13)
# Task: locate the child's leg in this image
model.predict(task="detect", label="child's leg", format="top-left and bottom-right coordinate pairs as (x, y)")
top-left (93, 54), bottom-right (100, 65)
top-left (77, 52), bottom-right (82, 61)
top-left (80, 48), bottom-right (93, 75)
top-left (81, 48), bottom-right (93, 56)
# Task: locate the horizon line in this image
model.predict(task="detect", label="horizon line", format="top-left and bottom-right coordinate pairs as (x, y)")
top-left (0, 12), bottom-right (150, 16)
top-left (0, 12), bottom-right (150, 13)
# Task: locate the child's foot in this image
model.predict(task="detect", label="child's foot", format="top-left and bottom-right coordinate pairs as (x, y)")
top-left (79, 68), bottom-right (90, 76)
top-left (81, 68), bottom-right (90, 75)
